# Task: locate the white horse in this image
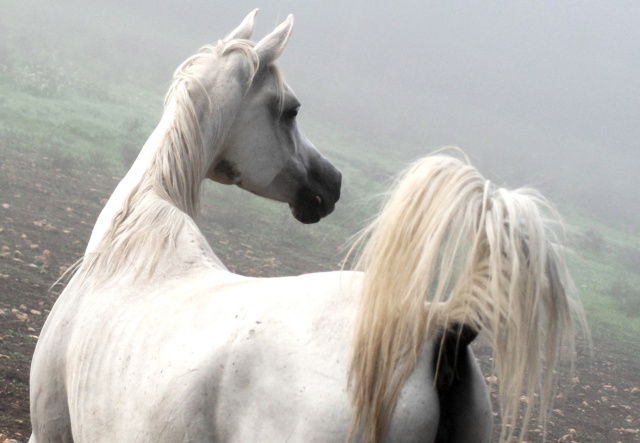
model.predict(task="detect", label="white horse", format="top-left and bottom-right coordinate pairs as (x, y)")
top-left (29, 11), bottom-right (583, 443)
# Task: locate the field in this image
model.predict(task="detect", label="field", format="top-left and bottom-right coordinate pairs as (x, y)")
top-left (1, 79), bottom-right (640, 443)
top-left (0, 112), bottom-right (640, 442)
top-left (2, 3), bottom-right (640, 441)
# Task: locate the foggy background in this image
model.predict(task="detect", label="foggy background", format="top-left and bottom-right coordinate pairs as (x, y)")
top-left (3, 3), bottom-right (640, 440)
top-left (1, 0), bottom-right (639, 228)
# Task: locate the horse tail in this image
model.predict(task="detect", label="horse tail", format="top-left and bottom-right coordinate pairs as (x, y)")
top-left (347, 151), bottom-right (585, 443)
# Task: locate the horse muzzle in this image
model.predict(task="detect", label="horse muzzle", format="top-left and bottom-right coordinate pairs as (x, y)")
top-left (290, 164), bottom-right (341, 224)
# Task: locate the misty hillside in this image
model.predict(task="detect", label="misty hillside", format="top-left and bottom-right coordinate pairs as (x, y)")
top-left (1, 0), bottom-right (638, 229)
top-left (1, 0), bottom-right (640, 364)
top-left (2, 0), bottom-right (639, 353)
top-left (1, 2), bottom-right (640, 441)
top-left (2, 0), bottom-right (639, 322)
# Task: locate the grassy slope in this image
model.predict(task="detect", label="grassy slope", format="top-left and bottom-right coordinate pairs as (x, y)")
top-left (565, 214), bottom-right (640, 351)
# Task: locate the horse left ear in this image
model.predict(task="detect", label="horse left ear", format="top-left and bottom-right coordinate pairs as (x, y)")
top-left (225, 9), bottom-right (258, 42)
top-left (255, 14), bottom-right (294, 66)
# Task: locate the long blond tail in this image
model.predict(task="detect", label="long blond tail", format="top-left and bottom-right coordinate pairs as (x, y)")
top-left (347, 151), bottom-right (585, 443)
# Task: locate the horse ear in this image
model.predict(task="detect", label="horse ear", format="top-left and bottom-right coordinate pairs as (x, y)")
top-left (225, 9), bottom-right (258, 42)
top-left (254, 14), bottom-right (294, 65)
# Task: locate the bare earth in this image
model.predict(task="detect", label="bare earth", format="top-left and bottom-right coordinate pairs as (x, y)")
top-left (1, 146), bottom-right (639, 442)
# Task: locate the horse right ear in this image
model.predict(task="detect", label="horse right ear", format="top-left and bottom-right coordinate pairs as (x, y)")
top-left (225, 9), bottom-right (258, 42)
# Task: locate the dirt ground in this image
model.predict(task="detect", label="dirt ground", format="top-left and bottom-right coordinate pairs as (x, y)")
top-left (1, 146), bottom-right (639, 442)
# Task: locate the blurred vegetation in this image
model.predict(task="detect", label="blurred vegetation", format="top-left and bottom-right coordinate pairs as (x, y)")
top-left (618, 245), bottom-right (640, 275)
top-left (575, 228), bottom-right (608, 260)
top-left (609, 280), bottom-right (640, 318)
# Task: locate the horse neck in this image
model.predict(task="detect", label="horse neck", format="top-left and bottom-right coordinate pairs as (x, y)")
top-left (77, 92), bottom-right (235, 285)
top-left (85, 87), bottom-right (233, 256)
top-left (85, 102), bottom-right (178, 255)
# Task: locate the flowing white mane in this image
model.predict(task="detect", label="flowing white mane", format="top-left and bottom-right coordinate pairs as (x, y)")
top-left (73, 39), bottom-right (285, 285)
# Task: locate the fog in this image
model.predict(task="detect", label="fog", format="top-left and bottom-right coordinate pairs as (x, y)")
top-left (2, 0), bottom-right (639, 228)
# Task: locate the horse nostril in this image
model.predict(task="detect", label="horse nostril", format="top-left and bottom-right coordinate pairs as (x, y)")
top-left (315, 195), bottom-right (322, 206)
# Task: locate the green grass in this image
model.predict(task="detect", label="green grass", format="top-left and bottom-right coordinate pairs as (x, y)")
top-left (0, 75), bottom-right (160, 169)
top-left (562, 214), bottom-right (640, 360)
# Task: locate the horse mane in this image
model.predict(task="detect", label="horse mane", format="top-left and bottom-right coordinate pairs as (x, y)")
top-left (347, 150), bottom-right (586, 443)
top-left (68, 38), bottom-right (285, 287)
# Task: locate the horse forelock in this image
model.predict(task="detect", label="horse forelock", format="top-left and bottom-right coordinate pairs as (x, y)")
top-left (220, 39), bottom-right (286, 115)
top-left (166, 38), bottom-right (285, 112)
top-left (346, 151), bottom-right (583, 443)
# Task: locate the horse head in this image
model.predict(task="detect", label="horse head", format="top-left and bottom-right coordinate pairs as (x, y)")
top-left (203, 11), bottom-right (342, 224)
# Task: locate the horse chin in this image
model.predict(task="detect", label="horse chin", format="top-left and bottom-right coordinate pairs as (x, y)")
top-left (289, 202), bottom-right (323, 224)
top-left (289, 191), bottom-right (336, 223)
